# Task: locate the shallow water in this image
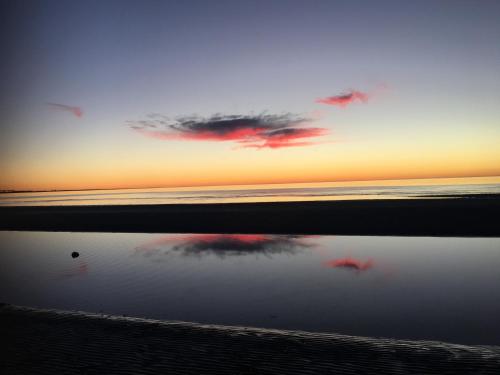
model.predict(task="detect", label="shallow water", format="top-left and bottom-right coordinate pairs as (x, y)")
top-left (1, 231), bottom-right (499, 345)
top-left (2, 177), bottom-right (500, 206)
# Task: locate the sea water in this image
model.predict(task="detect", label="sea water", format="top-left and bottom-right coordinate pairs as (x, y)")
top-left (1, 176), bottom-right (500, 206)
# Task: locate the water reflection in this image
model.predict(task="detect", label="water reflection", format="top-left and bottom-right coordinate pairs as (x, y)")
top-left (324, 257), bottom-right (374, 273)
top-left (2, 231), bottom-right (500, 345)
top-left (58, 260), bottom-right (88, 279)
top-left (136, 234), bottom-right (316, 258)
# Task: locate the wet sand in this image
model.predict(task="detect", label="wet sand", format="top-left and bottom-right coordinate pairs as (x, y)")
top-left (1, 196), bottom-right (500, 236)
top-left (1, 304), bottom-right (499, 375)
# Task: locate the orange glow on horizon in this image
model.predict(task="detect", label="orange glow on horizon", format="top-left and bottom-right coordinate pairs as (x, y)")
top-left (2, 171), bottom-right (500, 192)
top-left (2, 136), bottom-right (500, 191)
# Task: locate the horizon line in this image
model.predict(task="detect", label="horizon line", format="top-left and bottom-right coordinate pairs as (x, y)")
top-left (2, 174), bottom-right (500, 195)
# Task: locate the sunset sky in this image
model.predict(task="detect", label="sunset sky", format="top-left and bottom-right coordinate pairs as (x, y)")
top-left (1, 0), bottom-right (500, 191)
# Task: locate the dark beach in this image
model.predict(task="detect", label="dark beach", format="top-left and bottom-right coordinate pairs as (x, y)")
top-left (1, 195), bottom-right (500, 236)
top-left (2, 304), bottom-right (500, 375)
top-left (2, 196), bottom-right (500, 374)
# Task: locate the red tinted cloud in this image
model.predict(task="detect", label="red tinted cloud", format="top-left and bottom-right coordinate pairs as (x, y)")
top-left (47, 102), bottom-right (83, 118)
top-left (315, 90), bottom-right (369, 108)
top-left (128, 113), bottom-right (328, 149)
top-left (243, 127), bottom-right (329, 149)
top-left (324, 257), bottom-right (374, 272)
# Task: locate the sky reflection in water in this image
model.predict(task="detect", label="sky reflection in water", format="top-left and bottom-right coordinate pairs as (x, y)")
top-left (1, 231), bottom-right (499, 345)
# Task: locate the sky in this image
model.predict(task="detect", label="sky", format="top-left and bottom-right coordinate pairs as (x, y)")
top-left (1, 0), bottom-right (500, 191)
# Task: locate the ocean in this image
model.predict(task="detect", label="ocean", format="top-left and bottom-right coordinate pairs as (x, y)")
top-left (1, 176), bottom-right (500, 206)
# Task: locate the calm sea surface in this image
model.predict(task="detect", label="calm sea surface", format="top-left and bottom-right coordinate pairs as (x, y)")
top-left (2, 177), bottom-right (500, 206)
top-left (1, 231), bottom-right (499, 345)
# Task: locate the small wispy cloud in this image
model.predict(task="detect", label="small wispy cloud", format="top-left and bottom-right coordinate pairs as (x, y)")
top-left (316, 84), bottom-right (388, 108)
top-left (315, 90), bottom-right (370, 108)
top-left (47, 102), bottom-right (83, 118)
top-left (127, 113), bottom-right (328, 149)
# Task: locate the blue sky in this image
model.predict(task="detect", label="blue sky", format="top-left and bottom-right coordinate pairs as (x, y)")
top-left (1, 0), bottom-right (500, 189)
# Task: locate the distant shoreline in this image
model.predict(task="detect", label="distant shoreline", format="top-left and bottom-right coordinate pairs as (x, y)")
top-left (1, 196), bottom-right (499, 236)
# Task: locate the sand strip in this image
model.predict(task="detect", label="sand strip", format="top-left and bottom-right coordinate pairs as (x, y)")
top-left (1, 197), bottom-right (500, 236)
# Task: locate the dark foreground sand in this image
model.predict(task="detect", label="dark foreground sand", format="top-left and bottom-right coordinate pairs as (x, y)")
top-left (1, 304), bottom-right (499, 375)
top-left (1, 195), bottom-right (500, 236)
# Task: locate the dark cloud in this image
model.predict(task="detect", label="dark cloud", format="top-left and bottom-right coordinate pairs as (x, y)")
top-left (47, 102), bottom-right (83, 118)
top-left (135, 234), bottom-right (316, 259)
top-left (127, 113), bottom-right (328, 149)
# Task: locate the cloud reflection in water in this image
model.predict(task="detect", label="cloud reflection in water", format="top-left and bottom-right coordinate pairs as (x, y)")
top-left (135, 234), bottom-right (316, 258)
top-left (324, 257), bottom-right (374, 273)
top-left (57, 260), bottom-right (89, 279)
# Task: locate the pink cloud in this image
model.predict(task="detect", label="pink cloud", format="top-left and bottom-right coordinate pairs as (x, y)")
top-left (316, 84), bottom-right (389, 108)
top-left (128, 113), bottom-right (328, 149)
top-left (315, 90), bottom-right (370, 108)
top-left (47, 102), bottom-right (83, 118)
top-left (242, 127), bottom-right (329, 149)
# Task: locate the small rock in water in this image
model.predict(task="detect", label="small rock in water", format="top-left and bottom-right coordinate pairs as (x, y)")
top-left (71, 251), bottom-right (79, 258)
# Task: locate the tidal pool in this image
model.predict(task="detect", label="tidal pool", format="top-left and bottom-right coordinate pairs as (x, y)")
top-left (1, 231), bottom-right (499, 345)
